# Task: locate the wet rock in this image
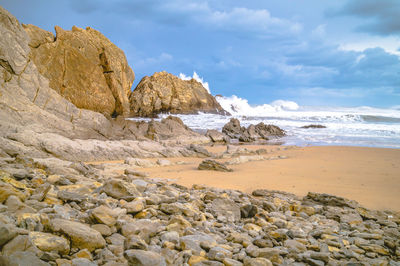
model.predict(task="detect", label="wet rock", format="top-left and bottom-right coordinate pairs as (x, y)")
top-left (50, 218), bottom-right (106, 251)
top-left (198, 159), bottom-right (233, 172)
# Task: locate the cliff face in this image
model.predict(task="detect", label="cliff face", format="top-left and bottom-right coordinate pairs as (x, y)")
top-left (0, 6), bottom-right (208, 161)
top-left (23, 24), bottom-right (134, 116)
top-left (130, 71), bottom-right (228, 117)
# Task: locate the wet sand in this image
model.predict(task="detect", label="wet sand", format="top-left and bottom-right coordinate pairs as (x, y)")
top-left (138, 145), bottom-right (400, 211)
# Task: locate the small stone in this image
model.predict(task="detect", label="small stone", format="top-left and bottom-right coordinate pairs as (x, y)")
top-left (2, 235), bottom-right (42, 257)
top-left (188, 255), bottom-right (208, 265)
top-left (56, 258), bottom-right (72, 266)
top-left (29, 231), bottom-right (70, 255)
top-left (90, 205), bottom-right (117, 226)
top-left (240, 204), bottom-right (257, 218)
top-left (30, 183), bottom-right (51, 201)
top-left (157, 159), bottom-right (172, 166)
top-left (73, 249), bottom-right (92, 260)
top-left (243, 257), bottom-right (272, 266)
top-left (0, 222), bottom-right (18, 247)
top-left (198, 159), bottom-right (233, 172)
top-left (0, 251), bottom-right (49, 266)
top-left (125, 235), bottom-right (148, 250)
top-left (71, 258), bottom-right (97, 266)
top-left (124, 250), bottom-right (166, 266)
top-left (102, 179), bottom-right (140, 200)
top-left (124, 168), bottom-right (149, 177)
top-left (208, 246), bottom-right (233, 261)
top-left (91, 224), bottom-right (112, 236)
top-left (223, 258), bottom-right (243, 266)
top-left (210, 198), bottom-right (241, 222)
top-left (122, 198), bottom-right (145, 213)
top-left (0, 183), bottom-right (26, 203)
top-left (284, 239), bottom-right (307, 253)
top-left (57, 190), bottom-right (86, 203)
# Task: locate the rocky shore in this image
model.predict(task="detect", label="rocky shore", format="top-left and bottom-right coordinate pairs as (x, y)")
top-left (0, 154), bottom-right (399, 265)
top-left (1, 5), bottom-right (399, 266)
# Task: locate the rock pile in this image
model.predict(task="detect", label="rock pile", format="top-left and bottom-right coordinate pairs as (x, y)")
top-left (0, 158), bottom-right (399, 265)
top-left (207, 118), bottom-right (285, 143)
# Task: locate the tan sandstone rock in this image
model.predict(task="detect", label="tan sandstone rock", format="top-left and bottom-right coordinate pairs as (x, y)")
top-left (23, 24), bottom-right (134, 116)
top-left (130, 71), bottom-right (227, 117)
top-left (50, 218), bottom-right (106, 251)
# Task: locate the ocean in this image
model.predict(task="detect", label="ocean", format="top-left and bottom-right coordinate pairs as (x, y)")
top-left (129, 95), bottom-right (400, 149)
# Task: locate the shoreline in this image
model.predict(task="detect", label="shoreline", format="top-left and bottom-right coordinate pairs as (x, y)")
top-left (91, 145), bottom-right (400, 212)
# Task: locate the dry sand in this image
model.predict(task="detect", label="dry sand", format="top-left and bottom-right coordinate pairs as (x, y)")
top-left (138, 145), bottom-right (400, 211)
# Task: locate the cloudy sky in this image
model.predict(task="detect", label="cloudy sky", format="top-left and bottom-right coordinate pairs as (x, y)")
top-left (3, 0), bottom-right (400, 107)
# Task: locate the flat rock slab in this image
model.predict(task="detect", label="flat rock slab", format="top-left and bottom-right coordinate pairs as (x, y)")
top-left (50, 218), bottom-right (105, 251)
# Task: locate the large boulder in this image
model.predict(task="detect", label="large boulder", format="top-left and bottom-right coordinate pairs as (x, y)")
top-left (23, 24), bottom-right (134, 116)
top-left (130, 71), bottom-right (227, 117)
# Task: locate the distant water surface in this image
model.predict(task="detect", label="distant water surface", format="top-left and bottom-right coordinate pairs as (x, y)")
top-left (128, 96), bottom-right (400, 149)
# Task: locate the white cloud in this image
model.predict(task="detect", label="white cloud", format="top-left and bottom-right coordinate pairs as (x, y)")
top-left (338, 36), bottom-right (400, 56)
top-left (143, 1), bottom-right (303, 37)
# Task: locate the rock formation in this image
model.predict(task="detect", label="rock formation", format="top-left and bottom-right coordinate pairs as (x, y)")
top-left (0, 6), bottom-right (208, 161)
top-left (23, 24), bottom-right (134, 116)
top-left (130, 71), bottom-right (227, 117)
top-left (220, 118), bottom-right (285, 143)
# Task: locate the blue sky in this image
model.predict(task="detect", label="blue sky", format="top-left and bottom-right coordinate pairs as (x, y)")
top-left (2, 0), bottom-right (400, 107)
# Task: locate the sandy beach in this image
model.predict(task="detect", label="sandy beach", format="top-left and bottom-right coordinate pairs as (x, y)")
top-left (132, 145), bottom-right (400, 211)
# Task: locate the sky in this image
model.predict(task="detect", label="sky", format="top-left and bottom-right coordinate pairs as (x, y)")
top-left (2, 0), bottom-right (400, 108)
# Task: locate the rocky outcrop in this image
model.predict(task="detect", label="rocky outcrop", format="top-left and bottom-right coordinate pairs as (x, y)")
top-left (0, 6), bottom-right (209, 161)
top-left (23, 24), bottom-right (134, 116)
top-left (130, 71), bottom-right (227, 117)
top-left (221, 118), bottom-right (285, 142)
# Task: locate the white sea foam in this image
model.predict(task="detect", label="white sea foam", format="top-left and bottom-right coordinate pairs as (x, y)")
top-left (128, 93), bottom-right (400, 148)
top-left (178, 72), bottom-right (211, 93)
top-left (216, 95), bottom-right (299, 116)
